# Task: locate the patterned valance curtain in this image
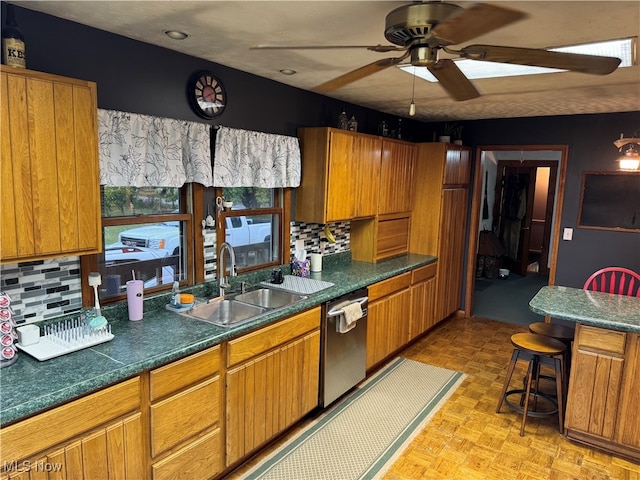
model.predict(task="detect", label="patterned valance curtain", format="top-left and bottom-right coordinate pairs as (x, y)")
top-left (213, 126), bottom-right (301, 187)
top-left (98, 109), bottom-right (213, 187)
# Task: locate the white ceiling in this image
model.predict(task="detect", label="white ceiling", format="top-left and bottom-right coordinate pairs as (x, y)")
top-left (12, 1), bottom-right (640, 122)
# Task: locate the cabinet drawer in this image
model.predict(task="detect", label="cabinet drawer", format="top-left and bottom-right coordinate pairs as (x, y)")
top-left (227, 307), bottom-right (321, 367)
top-left (150, 345), bottom-right (220, 400)
top-left (412, 262), bottom-right (437, 284)
top-left (0, 377), bottom-right (140, 463)
top-left (368, 273), bottom-right (411, 301)
top-left (577, 324), bottom-right (626, 355)
top-left (150, 376), bottom-right (220, 457)
top-left (152, 428), bottom-right (222, 480)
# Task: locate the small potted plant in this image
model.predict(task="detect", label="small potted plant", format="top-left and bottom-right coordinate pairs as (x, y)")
top-left (439, 122), bottom-right (463, 144)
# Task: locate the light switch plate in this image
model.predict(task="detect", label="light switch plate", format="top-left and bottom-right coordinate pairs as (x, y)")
top-left (563, 228), bottom-right (573, 240)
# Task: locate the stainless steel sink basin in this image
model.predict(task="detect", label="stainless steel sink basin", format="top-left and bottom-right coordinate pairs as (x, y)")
top-left (233, 288), bottom-right (307, 309)
top-left (181, 299), bottom-right (266, 327)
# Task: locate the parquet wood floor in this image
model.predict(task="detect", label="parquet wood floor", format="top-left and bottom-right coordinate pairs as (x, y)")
top-left (228, 317), bottom-right (640, 479)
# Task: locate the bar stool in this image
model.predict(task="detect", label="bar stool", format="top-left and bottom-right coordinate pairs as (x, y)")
top-left (496, 332), bottom-right (566, 436)
top-left (529, 321), bottom-right (574, 386)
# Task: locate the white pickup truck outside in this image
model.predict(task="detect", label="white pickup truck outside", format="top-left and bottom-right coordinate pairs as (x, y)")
top-left (114, 215), bottom-right (270, 255)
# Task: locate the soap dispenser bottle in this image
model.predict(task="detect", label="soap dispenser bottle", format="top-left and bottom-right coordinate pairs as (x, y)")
top-left (170, 281), bottom-right (180, 306)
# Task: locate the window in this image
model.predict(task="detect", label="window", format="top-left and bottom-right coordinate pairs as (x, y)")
top-left (83, 186), bottom-right (192, 302)
top-left (207, 187), bottom-right (285, 273)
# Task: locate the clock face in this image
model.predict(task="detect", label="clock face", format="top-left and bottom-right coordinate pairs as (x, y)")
top-left (188, 71), bottom-right (226, 119)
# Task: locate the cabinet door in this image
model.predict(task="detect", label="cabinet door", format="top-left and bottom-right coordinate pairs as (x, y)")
top-left (434, 187), bottom-right (468, 321)
top-left (410, 276), bottom-right (436, 340)
top-left (2, 72), bottom-right (34, 259)
top-left (326, 130), bottom-right (357, 221)
top-left (565, 325), bottom-right (626, 440)
top-left (353, 134), bottom-right (382, 218)
top-left (379, 140), bottom-right (415, 215)
top-left (7, 413), bottom-right (144, 480)
top-left (616, 333), bottom-right (640, 450)
top-left (1, 68), bottom-right (100, 262)
top-left (367, 288), bottom-right (411, 369)
top-left (226, 330), bottom-right (320, 467)
top-left (565, 349), bottom-right (623, 439)
top-left (1, 73), bottom-right (18, 259)
top-left (443, 145), bottom-right (471, 185)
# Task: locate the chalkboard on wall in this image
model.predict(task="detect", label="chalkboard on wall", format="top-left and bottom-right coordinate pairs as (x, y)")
top-left (577, 172), bottom-right (640, 231)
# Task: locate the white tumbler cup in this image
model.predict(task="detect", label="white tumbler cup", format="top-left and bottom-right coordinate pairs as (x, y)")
top-left (126, 280), bottom-right (144, 321)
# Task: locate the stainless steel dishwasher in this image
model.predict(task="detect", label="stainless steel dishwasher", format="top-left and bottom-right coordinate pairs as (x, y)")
top-left (320, 288), bottom-right (368, 407)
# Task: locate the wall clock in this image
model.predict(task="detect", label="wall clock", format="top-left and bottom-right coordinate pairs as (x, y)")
top-left (188, 70), bottom-right (226, 119)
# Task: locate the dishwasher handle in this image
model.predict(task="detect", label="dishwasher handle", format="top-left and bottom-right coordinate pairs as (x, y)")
top-left (327, 297), bottom-right (368, 317)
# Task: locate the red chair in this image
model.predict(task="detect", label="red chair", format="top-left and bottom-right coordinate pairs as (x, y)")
top-left (583, 267), bottom-right (640, 297)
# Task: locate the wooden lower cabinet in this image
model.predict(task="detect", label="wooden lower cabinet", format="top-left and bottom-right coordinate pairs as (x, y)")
top-left (409, 262), bottom-right (437, 340)
top-left (367, 273), bottom-right (411, 370)
top-left (0, 378), bottom-right (143, 479)
top-left (149, 345), bottom-right (223, 480)
top-left (225, 307), bottom-right (321, 467)
top-left (565, 323), bottom-right (640, 461)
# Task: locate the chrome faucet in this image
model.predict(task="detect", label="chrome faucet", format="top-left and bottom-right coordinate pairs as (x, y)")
top-left (218, 242), bottom-right (237, 297)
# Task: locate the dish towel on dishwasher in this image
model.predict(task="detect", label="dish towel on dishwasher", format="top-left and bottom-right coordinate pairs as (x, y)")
top-left (337, 301), bottom-right (363, 334)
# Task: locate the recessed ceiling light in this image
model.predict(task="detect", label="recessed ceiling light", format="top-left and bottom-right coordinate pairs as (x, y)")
top-left (164, 30), bottom-right (189, 40)
top-left (279, 69), bottom-right (297, 75)
top-left (399, 37), bottom-right (636, 82)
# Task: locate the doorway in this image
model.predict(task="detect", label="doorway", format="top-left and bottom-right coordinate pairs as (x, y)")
top-left (494, 161), bottom-right (558, 276)
top-left (465, 146), bottom-right (568, 325)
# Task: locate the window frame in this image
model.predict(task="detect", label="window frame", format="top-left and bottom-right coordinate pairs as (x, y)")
top-left (80, 187), bottom-right (194, 305)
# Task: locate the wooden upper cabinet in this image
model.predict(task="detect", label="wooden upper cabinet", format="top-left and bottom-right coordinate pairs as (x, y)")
top-left (0, 66), bottom-right (101, 264)
top-left (296, 128), bottom-right (381, 224)
top-left (443, 144), bottom-right (471, 185)
top-left (379, 139), bottom-right (416, 215)
top-left (353, 133), bottom-right (382, 218)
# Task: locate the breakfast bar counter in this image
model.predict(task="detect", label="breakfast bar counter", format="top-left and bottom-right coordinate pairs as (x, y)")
top-left (529, 285), bottom-right (640, 461)
top-left (529, 285), bottom-right (640, 333)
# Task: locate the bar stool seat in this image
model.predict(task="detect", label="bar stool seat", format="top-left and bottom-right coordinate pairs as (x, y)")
top-left (496, 332), bottom-right (566, 436)
top-left (529, 321), bottom-right (574, 385)
top-left (529, 321), bottom-right (574, 343)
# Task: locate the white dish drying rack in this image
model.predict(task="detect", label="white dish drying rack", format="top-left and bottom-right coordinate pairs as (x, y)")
top-left (15, 317), bottom-right (114, 361)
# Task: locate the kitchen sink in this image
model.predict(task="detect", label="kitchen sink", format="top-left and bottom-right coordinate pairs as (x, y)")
top-left (180, 299), bottom-right (266, 327)
top-left (232, 288), bottom-right (307, 309)
top-left (175, 286), bottom-right (308, 328)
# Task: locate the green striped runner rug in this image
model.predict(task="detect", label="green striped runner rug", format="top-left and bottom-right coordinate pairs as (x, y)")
top-left (242, 357), bottom-right (466, 480)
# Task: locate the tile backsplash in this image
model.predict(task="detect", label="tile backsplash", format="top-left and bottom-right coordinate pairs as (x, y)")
top-left (0, 257), bottom-right (83, 325)
top-left (1, 221), bottom-right (351, 324)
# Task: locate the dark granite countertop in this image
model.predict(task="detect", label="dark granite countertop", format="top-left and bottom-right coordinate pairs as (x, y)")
top-left (0, 253), bottom-right (436, 426)
top-left (529, 285), bottom-right (640, 333)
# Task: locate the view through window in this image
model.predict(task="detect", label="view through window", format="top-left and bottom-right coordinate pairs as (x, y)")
top-left (97, 186), bottom-right (188, 300)
top-left (218, 187), bottom-right (281, 271)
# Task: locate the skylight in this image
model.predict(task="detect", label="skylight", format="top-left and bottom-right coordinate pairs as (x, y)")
top-left (399, 37), bottom-right (636, 82)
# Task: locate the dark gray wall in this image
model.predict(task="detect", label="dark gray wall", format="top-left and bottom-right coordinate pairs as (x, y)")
top-left (8, 3), bottom-right (640, 291)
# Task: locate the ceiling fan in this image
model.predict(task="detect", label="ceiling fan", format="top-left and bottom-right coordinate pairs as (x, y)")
top-left (252, 1), bottom-right (622, 101)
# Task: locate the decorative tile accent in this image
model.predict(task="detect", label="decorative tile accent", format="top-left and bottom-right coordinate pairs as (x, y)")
top-left (0, 258), bottom-right (83, 325)
top-left (289, 221), bottom-right (350, 258)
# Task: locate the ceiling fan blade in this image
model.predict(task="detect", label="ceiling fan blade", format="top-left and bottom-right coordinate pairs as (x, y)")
top-left (313, 54), bottom-right (408, 93)
top-left (431, 3), bottom-right (526, 46)
top-left (251, 44), bottom-right (405, 53)
top-left (427, 59), bottom-right (480, 101)
top-left (460, 45), bottom-right (622, 75)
